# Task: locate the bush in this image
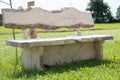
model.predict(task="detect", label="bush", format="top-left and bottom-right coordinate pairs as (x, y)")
top-left (0, 14), bottom-right (3, 26)
top-left (0, 20), bottom-right (3, 26)
top-left (108, 19), bottom-right (120, 23)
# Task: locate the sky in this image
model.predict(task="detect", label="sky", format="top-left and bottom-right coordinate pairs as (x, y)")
top-left (0, 0), bottom-right (120, 17)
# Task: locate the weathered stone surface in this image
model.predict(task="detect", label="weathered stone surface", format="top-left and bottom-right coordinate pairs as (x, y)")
top-left (6, 35), bottom-right (113, 48)
top-left (2, 7), bottom-right (94, 29)
top-left (18, 35), bottom-right (113, 70)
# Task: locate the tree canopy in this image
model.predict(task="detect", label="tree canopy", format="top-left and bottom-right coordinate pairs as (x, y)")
top-left (116, 6), bottom-right (120, 19)
top-left (86, 0), bottom-right (113, 23)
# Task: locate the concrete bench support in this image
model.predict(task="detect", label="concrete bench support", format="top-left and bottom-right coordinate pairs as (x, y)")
top-left (21, 47), bottom-right (44, 71)
top-left (6, 35), bottom-right (113, 71)
top-left (94, 41), bottom-right (104, 60)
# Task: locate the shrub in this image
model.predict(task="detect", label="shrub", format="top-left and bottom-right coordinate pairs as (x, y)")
top-left (0, 20), bottom-right (3, 26)
top-left (0, 14), bottom-right (3, 26)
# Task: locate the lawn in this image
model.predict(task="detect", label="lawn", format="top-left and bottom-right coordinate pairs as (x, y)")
top-left (0, 23), bottom-right (120, 80)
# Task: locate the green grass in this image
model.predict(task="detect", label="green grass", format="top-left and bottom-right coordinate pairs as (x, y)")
top-left (0, 23), bottom-right (120, 80)
top-left (0, 23), bottom-right (120, 34)
top-left (93, 23), bottom-right (120, 29)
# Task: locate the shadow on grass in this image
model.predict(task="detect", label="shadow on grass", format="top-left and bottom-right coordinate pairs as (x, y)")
top-left (45, 59), bottom-right (115, 73)
top-left (11, 59), bottom-right (115, 79)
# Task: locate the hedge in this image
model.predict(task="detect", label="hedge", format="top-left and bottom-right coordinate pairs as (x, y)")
top-left (0, 20), bottom-right (3, 26)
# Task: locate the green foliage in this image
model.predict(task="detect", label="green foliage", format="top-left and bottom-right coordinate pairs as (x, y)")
top-left (0, 23), bottom-right (120, 80)
top-left (0, 14), bottom-right (3, 26)
top-left (86, 0), bottom-right (113, 23)
top-left (116, 6), bottom-right (120, 19)
top-left (0, 14), bottom-right (2, 20)
top-left (0, 20), bottom-right (3, 26)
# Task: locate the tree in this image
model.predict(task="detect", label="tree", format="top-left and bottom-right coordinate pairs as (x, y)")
top-left (116, 6), bottom-right (120, 19)
top-left (86, 0), bottom-right (113, 23)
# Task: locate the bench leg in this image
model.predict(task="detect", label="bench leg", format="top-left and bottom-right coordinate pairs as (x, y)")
top-left (36, 47), bottom-right (44, 71)
top-left (94, 41), bottom-right (104, 60)
top-left (21, 47), bottom-right (44, 71)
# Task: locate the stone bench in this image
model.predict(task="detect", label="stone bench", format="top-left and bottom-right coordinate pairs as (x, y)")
top-left (2, 3), bottom-right (113, 71)
top-left (6, 35), bottom-right (113, 71)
